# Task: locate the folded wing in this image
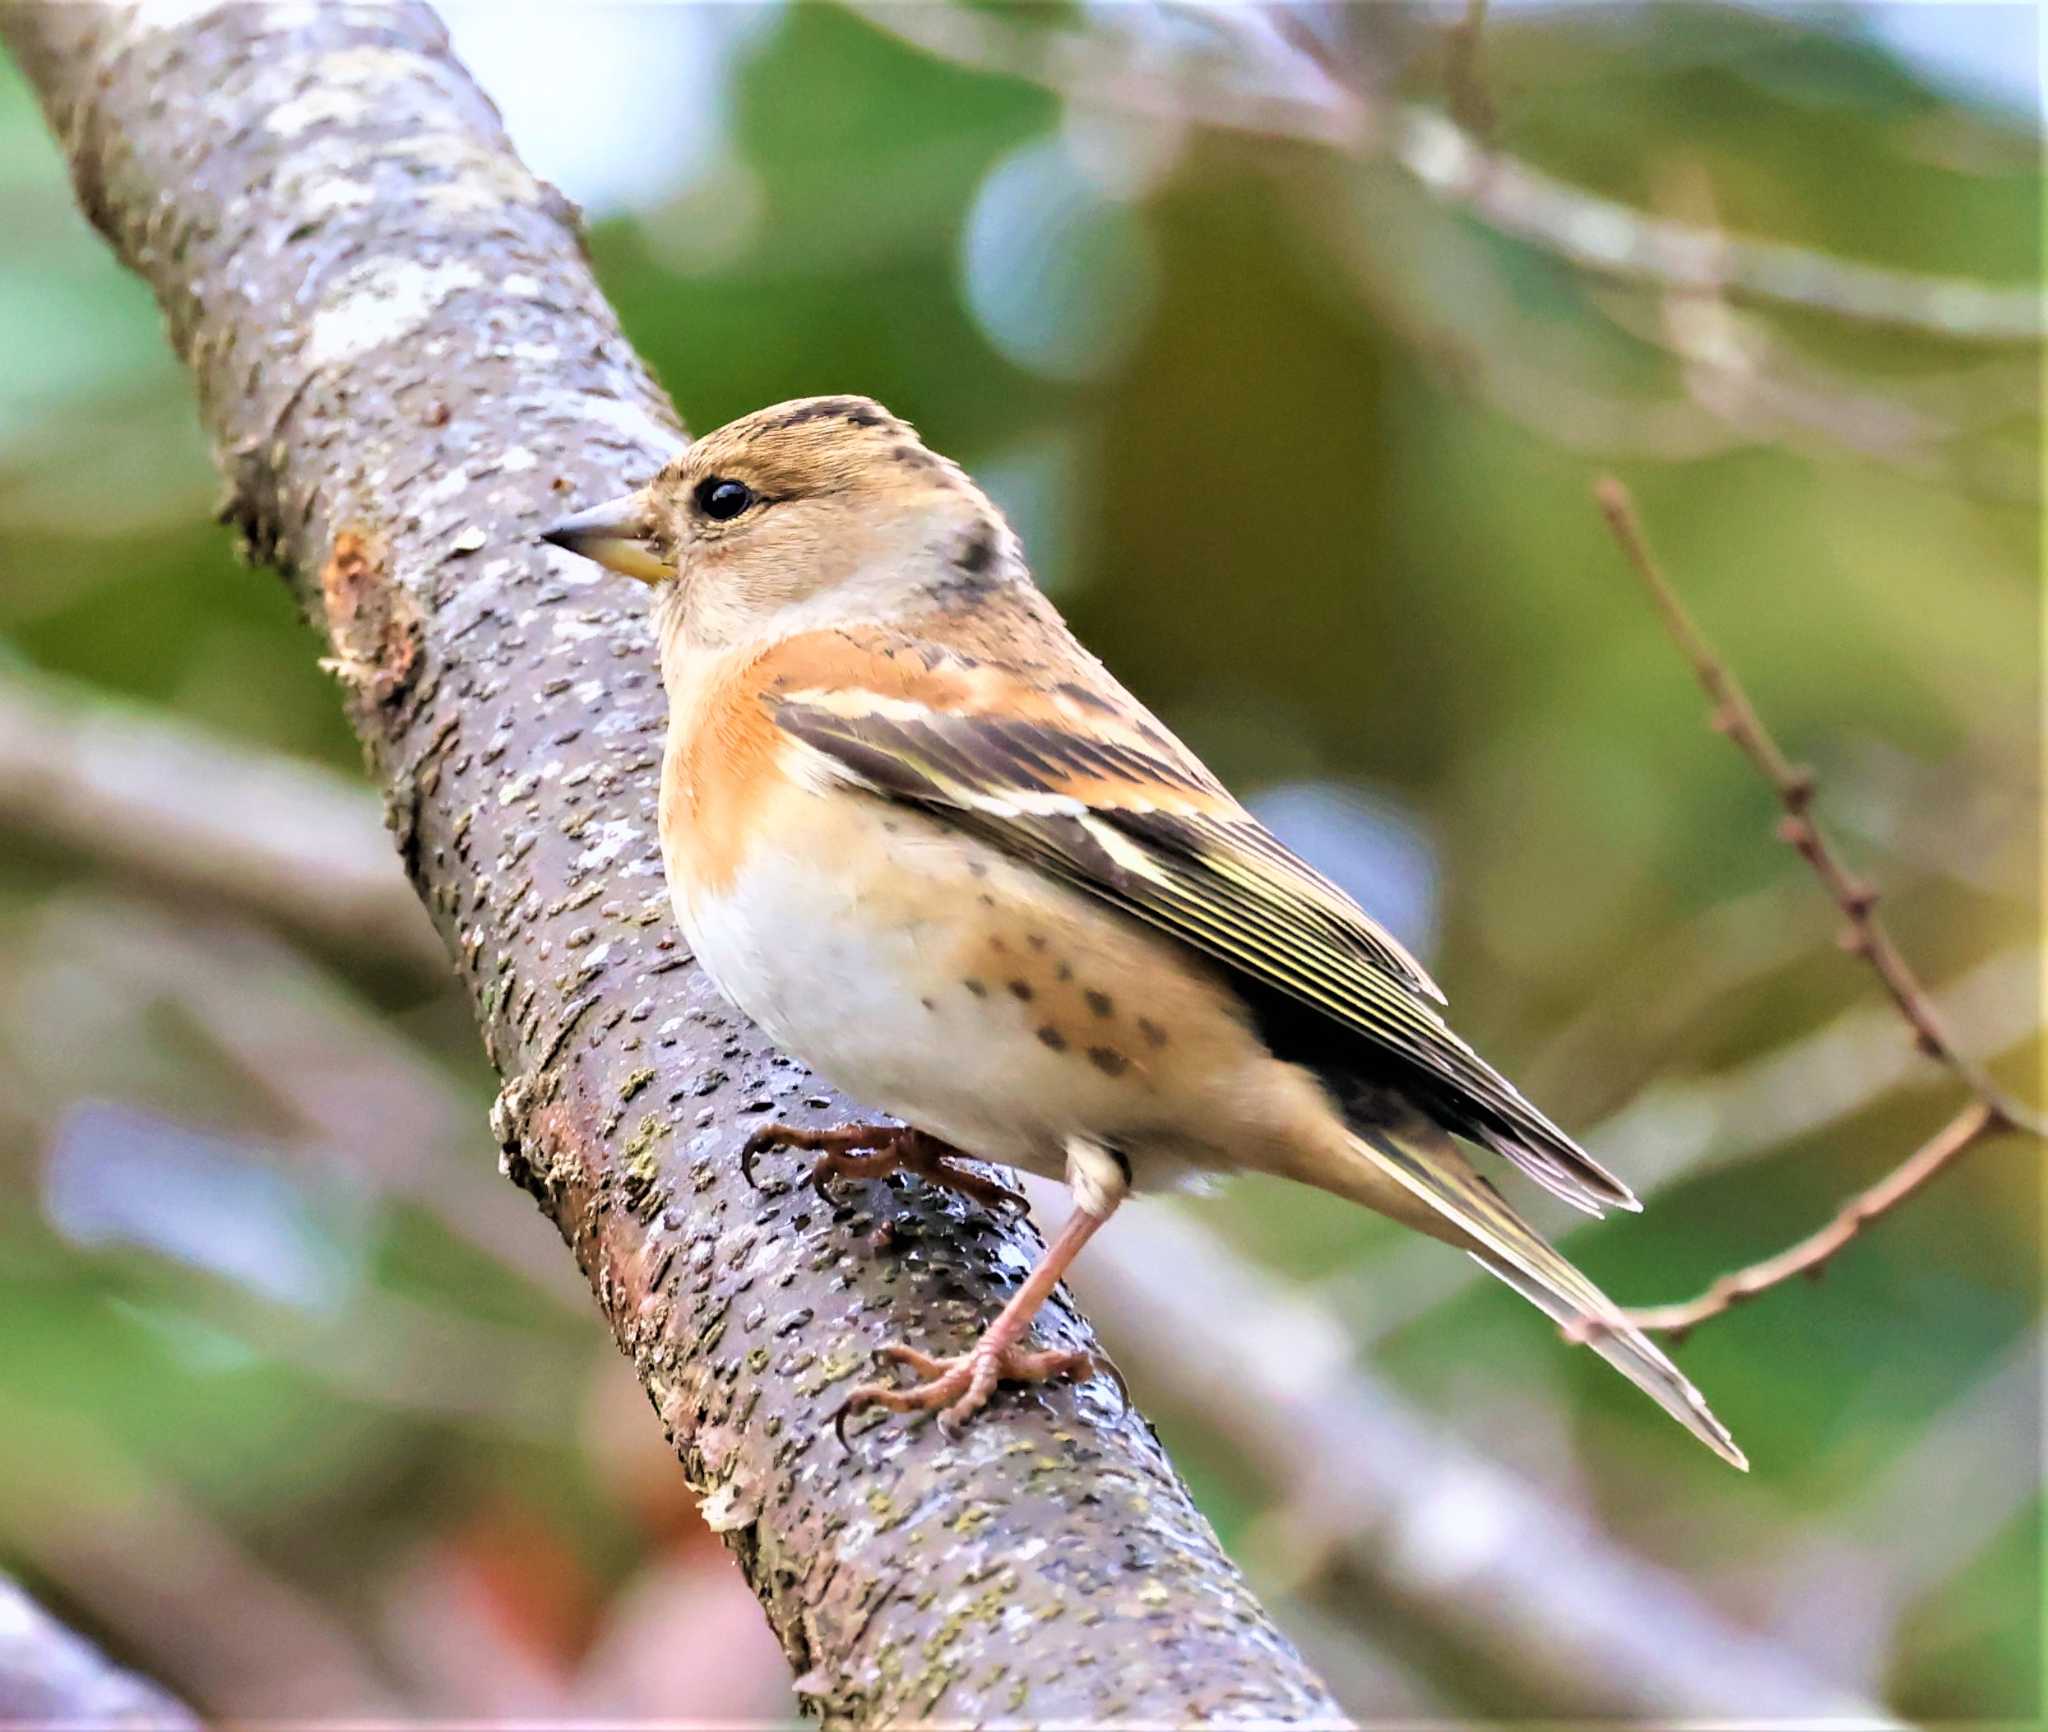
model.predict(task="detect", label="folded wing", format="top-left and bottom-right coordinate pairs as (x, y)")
top-left (768, 647), bottom-right (1635, 1216)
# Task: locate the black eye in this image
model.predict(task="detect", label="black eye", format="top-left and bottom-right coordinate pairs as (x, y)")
top-left (695, 477), bottom-right (755, 521)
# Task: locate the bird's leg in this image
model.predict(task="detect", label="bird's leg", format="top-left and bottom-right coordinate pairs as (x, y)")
top-left (836, 1139), bottom-right (1128, 1437)
top-left (740, 1120), bottom-right (1024, 1213)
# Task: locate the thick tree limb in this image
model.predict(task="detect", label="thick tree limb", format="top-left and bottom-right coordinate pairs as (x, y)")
top-left (0, 1575), bottom-right (195, 1730)
top-left (0, 4), bottom-right (1340, 1722)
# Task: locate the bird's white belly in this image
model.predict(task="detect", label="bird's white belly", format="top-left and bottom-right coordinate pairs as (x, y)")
top-left (673, 788), bottom-right (1284, 1186)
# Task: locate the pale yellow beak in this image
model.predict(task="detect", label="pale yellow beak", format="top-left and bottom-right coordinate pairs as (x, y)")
top-left (541, 489), bottom-right (674, 584)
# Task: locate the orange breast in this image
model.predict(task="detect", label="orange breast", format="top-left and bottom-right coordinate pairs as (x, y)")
top-left (661, 653), bottom-right (790, 900)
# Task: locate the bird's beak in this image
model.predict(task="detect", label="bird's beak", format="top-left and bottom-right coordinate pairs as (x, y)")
top-left (540, 488), bottom-right (674, 584)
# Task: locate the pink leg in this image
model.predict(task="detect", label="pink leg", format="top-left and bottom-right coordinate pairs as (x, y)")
top-left (836, 1202), bottom-right (1120, 1440)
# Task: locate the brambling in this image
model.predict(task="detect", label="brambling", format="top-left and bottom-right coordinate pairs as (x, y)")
top-left (544, 396), bottom-right (1745, 1468)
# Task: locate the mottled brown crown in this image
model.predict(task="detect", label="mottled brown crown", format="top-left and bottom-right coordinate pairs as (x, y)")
top-left (661, 395), bottom-right (974, 505)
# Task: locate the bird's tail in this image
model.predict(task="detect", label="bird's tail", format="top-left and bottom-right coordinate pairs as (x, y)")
top-left (1345, 1116), bottom-right (1747, 1470)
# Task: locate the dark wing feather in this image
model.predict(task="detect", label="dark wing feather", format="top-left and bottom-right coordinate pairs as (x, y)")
top-left (774, 693), bottom-right (1636, 1215)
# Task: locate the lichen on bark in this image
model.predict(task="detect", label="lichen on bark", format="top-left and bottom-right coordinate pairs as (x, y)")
top-left (0, 2), bottom-right (1342, 1722)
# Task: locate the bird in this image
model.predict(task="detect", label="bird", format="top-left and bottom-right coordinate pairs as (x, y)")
top-left (542, 394), bottom-right (1746, 1469)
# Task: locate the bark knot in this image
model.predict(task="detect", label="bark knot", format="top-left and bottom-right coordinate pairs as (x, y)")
top-left (319, 528), bottom-right (422, 708)
top-left (491, 1067), bottom-right (572, 1202)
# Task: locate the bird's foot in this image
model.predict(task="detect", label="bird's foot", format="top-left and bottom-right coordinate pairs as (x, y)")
top-left (739, 1120), bottom-right (1025, 1213)
top-left (835, 1340), bottom-right (1100, 1442)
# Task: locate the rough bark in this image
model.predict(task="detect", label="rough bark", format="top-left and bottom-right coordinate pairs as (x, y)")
top-left (1, 3), bottom-right (1342, 1724)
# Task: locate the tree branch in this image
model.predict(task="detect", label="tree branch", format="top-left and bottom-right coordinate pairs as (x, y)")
top-left (1588, 478), bottom-right (2040, 1339)
top-left (1615, 1098), bottom-right (2002, 1338)
top-left (1, 1405), bottom-right (405, 1719)
top-left (0, 1574), bottom-right (196, 1730)
top-left (852, 1), bottom-right (2041, 344)
top-left (0, 666), bottom-right (446, 985)
top-left (0, 4), bottom-right (1339, 1721)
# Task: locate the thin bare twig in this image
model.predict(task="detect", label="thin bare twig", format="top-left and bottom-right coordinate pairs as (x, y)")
top-left (1592, 480), bottom-right (2030, 1118)
top-left (1618, 1097), bottom-right (2000, 1337)
top-left (1587, 477), bottom-right (2040, 1339)
top-left (1333, 942), bottom-right (2039, 1350)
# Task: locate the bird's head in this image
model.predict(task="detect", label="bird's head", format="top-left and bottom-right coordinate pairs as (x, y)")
top-left (543, 395), bottom-right (1018, 647)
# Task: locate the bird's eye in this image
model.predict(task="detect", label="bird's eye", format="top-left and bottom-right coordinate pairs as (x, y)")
top-left (694, 477), bottom-right (755, 522)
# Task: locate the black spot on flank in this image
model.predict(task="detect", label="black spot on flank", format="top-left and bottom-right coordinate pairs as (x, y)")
top-left (978, 893), bottom-right (996, 908)
top-left (920, 997), bottom-right (936, 1012)
top-left (963, 979), bottom-right (988, 998)
top-left (1026, 934), bottom-right (1047, 952)
top-left (1084, 990), bottom-right (1114, 1018)
top-left (1055, 962), bottom-right (1074, 982)
top-left (1137, 1017), bottom-right (1169, 1047)
top-left (1036, 1025), bottom-right (1068, 1052)
top-left (1087, 1046), bottom-right (1129, 1077)
top-left (1008, 980), bottom-right (1035, 1002)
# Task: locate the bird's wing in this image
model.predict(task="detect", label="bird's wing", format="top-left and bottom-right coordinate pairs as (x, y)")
top-left (758, 629), bottom-right (1635, 1216)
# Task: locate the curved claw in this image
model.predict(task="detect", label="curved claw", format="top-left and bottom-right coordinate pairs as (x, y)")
top-left (737, 1126), bottom-right (782, 1192)
top-left (832, 1383), bottom-right (890, 1453)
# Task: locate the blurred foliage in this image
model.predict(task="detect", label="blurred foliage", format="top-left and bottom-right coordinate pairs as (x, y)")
top-left (0, 1), bottom-right (2038, 1720)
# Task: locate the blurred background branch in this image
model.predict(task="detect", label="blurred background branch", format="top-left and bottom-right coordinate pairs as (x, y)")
top-left (854, 0), bottom-right (2041, 341)
top-left (1034, 1175), bottom-right (1894, 1723)
top-left (0, 665), bottom-right (446, 983)
top-left (0, 1574), bottom-right (195, 1730)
